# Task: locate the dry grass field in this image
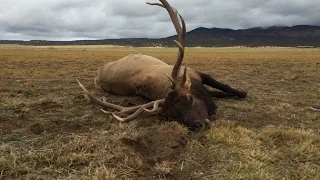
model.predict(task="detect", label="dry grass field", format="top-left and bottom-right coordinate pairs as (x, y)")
top-left (0, 45), bottom-right (320, 179)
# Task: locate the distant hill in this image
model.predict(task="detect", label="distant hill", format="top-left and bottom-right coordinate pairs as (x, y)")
top-left (1, 25), bottom-right (320, 47)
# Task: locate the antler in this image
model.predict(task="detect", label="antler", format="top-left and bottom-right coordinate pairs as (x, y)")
top-left (147, 0), bottom-right (186, 89)
top-left (77, 79), bottom-right (164, 122)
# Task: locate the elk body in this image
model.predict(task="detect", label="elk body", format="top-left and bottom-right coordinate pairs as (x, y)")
top-left (77, 0), bottom-right (247, 131)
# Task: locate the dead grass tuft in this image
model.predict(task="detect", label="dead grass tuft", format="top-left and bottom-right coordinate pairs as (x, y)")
top-left (92, 165), bottom-right (117, 180)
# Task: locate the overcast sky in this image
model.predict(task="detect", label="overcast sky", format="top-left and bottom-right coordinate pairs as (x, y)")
top-left (1, 0), bottom-right (319, 40)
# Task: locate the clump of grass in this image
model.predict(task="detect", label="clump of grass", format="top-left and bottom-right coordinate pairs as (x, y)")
top-left (154, 161), bottom-right (174, 178)
top-left (206, 121), bottom-right (258, 148)
top-left (0, 132), bottom-right (127, 179)
top-left (258, 127), bottom-right (320, 179)
top-left (0, 143), bottom-right (28, 179)
top-left (1, 132), bottom-right (23, 143)
top-left (22, 89), bottom-right (34, 97)
top-left (92, 165), bottom-right (117, 180)
top-left (188, 122), bottom-right (320, 179)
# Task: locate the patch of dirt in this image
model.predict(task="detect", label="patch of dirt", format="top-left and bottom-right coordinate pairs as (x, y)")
top-left (120, 124), bottom-right (188, 179)
top-left (0, 98), bottom-right (92, 137)
top-left (22, 98), bottom-right (64, 113)
top-left (28, 120), bottom-right (56, 135)
top-left (28, 120), bottom-right (91, 135)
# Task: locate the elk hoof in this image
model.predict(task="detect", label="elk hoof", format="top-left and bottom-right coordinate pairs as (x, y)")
top-left (238, 88), bottom-right (248, 98)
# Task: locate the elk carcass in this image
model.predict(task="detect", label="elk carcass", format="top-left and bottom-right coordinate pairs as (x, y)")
top-left (77, 0), bottom-right (247, 131)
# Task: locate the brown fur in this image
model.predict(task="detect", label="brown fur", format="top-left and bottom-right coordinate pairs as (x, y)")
top-left (95, 54), bottom-right (201, 100)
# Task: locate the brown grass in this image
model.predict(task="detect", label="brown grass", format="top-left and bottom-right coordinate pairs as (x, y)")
top-left (0, 45), bottom-right (319, 179)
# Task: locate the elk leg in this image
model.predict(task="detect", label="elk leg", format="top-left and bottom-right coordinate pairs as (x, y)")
top-left (197, 72), bottom-right (247, 98)
top-left (190, 79), bottom-right (217, 116)
top-left (208, 90), bottom-right (239, 98)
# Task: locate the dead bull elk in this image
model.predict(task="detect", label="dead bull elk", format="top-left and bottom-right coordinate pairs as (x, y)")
top-left (77, 0), bottom-right (247, 131)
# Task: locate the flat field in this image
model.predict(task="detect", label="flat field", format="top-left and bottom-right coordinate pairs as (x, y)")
top-left (0, 45), bottom-right (320, 179)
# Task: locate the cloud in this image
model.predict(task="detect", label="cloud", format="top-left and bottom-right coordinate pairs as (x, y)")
top-left (0, 0), bottom-right (319, 40)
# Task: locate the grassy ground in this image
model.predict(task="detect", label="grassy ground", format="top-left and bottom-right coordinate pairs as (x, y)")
top-left (0, 45), bottom-right (320, 179)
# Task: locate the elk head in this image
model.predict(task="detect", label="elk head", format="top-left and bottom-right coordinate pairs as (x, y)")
top-left (77, 0), bottom-right (212, 131)
top-left (148, 0), bottom-right (211, 131)
top-left (161, 67), bottom-right (211, 131)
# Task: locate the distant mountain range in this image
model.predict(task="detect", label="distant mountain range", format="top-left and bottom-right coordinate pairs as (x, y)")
top-left (1, 25), bottom-right (320, 47)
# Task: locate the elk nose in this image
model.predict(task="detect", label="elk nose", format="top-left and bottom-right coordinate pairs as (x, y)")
top-left (195, 122), bottom-right (204, 129)
top-left (194, 120), bottom-right (211, 131)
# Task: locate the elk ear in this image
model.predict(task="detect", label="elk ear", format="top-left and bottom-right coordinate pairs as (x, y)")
top-left (181, 67), bottom-right (191, 89)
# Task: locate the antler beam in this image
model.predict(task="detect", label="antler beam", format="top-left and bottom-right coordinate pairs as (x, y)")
top-left (147, 0), bottom-right (186, 88)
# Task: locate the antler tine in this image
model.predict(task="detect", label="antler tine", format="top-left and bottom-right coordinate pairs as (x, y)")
top-left (147, 0), bottom-right (186, 88)
top-left (181, 66), bottom-right (188, 86)
top-left (171, 13), bottom-right (186, 87)
top-left (77, 79), bottom-right (123, 111)
top-left (178, 13), bottom-right (186, 43)
top-left (147, 1), bottom-right (182, 38)
top-left (112, 108), bottom-right (145, 122)
top-left (111, 99), bottom-right (164, 122)
top-left (143, 99), bottom-right (163, 112)
top-left (146, 2), bottom-right (165, 8)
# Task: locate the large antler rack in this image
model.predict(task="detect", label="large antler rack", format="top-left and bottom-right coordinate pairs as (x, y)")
top-left (77, 79), bottom-right (164, 122)
top-left (147, 0), bottom-right (187, 89)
